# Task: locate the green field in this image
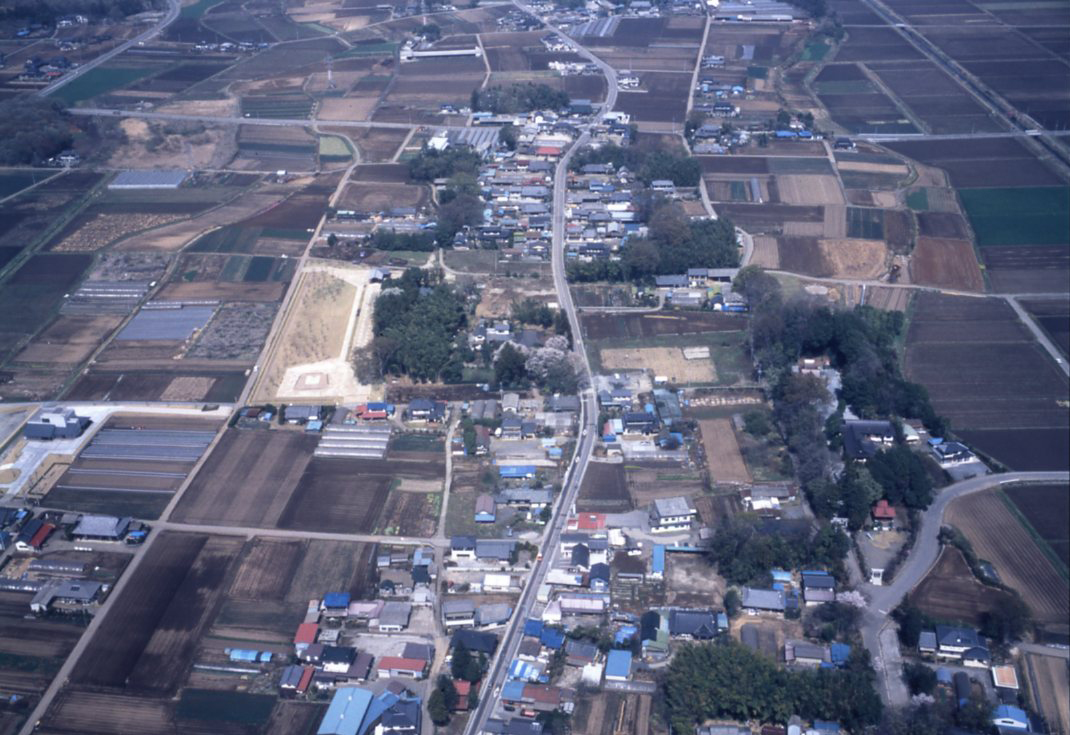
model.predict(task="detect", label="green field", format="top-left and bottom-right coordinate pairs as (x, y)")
top-left (814, 80), bottom-right (875, 95)
top-left (52, 66), bottom-right (158, 105)
top-left (180, 0), bottom-right (226, 19)
top-left (959, 186), bottom-right (1070, 247)
top-left (802, 41), bottom-right (829, 61)
top-left (0, 170), bottom-right (55, 198)
top-left (318, 135), bottom-right (353, 161)
top-left (905, 188), bottom-right (928, 212)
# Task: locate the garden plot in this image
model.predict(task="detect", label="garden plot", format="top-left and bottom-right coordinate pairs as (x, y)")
top-left (698, 419), bottom-right (750, 484)
top-left (255, 263), bottom-right (379, 404)
top-left (187, 302), bottom-right (279, 362)
top-left (600, 346), bottom-right (716, 384)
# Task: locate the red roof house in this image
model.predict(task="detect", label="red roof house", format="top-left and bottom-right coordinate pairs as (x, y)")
top-left (872, 500), bottom-right (896, 527)
top-left (453, 679), bottom-right (472, 711)
top-left (294, 622), bottom-right (318, 649)
top-left (28, 523), bottom-right (55, 551)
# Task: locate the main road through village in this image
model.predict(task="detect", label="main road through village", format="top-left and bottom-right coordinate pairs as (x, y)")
top-left (18, 2), bottom-right (1070, 732)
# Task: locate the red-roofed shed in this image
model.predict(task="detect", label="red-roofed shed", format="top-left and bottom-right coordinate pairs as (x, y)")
top-left (296, 665), bottom-right (314, 694)
top-left (28, 523), bottom-right (55, 550)
top-left (872, 499), bottom-right (896, 528)
top-left (453, 679), bottom-right (472, 711)
top-left (294, 622), bottom-right (318, 648)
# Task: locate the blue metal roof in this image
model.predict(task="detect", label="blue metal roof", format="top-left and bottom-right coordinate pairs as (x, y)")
top-left (606, 649), bottom-right (632, 679)
top-left (523, 619), bottom-right (543, 637)
top-left (652, 545), bottom-right (665, 574)
top-left (830, 643), bottom-right (851, 664)
top-left (318, 687), bottom-right (374, 735)
top-left (499, 465), bottom-right (536, 478)
top-left (323, 592), bottom-right (351, 608)
top-left (540, 628), bottom-right (565, 650)
top-left (502, 680), bottom-right (526, 700)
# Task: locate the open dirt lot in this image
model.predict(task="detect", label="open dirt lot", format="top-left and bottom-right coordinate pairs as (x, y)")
top-left (1025, 652), bottom-right (1070, 735)
top-left (600, 346), bottom-right (715, 384)
top-left (255, 263), bottom-right (378, 403)
top-left (910, 237), bottom-right (983, 292)
top-left (173, 429), bottom-right (318, 528)
top-left (626, 464), bottom-right (705, 506)
top-left (667, 552), bottom-right (725, 608)
top-left (13, 315), bottom-right (123, 366)
top-left (583, 312), bottom-right (743, 340)
top-left (946, 489), bottom-right (1069, 636)
top-left (777, 237), bottom-right (887, 279)
top-left (698, 419), bottom-right (751, 484)
top-left (337, 181), bottom-right (428, 212)
top-left (908, 546), bottom-right (1018, 628)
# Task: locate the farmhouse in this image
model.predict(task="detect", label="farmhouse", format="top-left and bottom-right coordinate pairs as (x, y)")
top-left (442, 599), bottom-right (477, 628)
top-left (475, 539), bottom-right (516, 563)
top-left (15, 519), bottom-right (54, 552)
top-left (377, 656), bottom-right (427, 680)
top-left (650, 496), bottom-right (696, 534)
top-left (669, 609), bottom-right (718, 640)
top-left (477, 602), bottom-right (513, 627)
top-left (931, 441), bottom-right (976, 467)
top-left (935, 625), bottom-right (981, 658)
top-left (801, 572), bottom-right (836, 605)
top-left (378, 602), bottom-right (413, 632)
top-left (24, 407), bottom-right (90, 440)
top-left (72, 515), bottom-right (131, 542)
top-left (842, 420), bottom-right (895, 461)
top-left (475, 494), bottom-right (497, 524)
top-left (785, 639), bottom-right (830, 667)
top-left (451, 537), bottom-right (477, 560)
top-left (742, 587), bottom-right (784, 614)
top-left (29, 579), bottom-right (103, 614)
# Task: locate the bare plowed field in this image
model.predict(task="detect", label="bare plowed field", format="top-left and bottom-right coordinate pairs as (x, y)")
top-left (908, 546), bottom-right (1017, 627)
top-left (1003, 483), bottom-right (1069, 570)
top-left (910, 237), bottom-right (983, 291)
top-left (1025, 652), bottom-right (1070, 735)
top-left (600, 346), bottom-right (715, 384)
top-left (277, 457), bottom-right (393, 533)
top-left (946, 489), bottom-right (1069, 633)
top-left (583, 312), bottom-right (744, 340)
top-left (577, 461), bottom-right (631, 513)
top-left (173, 429), bottom-right (317, 527)
top-left (699, 419), bottom-right (750, 484)
top-left (228, 538), bottom-right (305, 600)
top-left (774, 175), bottom-right (844, 206)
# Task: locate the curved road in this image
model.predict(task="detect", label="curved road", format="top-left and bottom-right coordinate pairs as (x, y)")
top-left (860, 470), bottom-right (1070, 704)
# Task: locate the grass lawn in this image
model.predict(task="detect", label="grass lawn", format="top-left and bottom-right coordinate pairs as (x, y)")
top-left (586, 329), bottom-right (751, 387)
top-left (318, 135), bottom-right (353, 160)
top-left (959, 186), bottom-right (1070, 247)
top-left (802, 41), bottom-right (829, 61)
top-left (52, 66), bottom-right (158, 105)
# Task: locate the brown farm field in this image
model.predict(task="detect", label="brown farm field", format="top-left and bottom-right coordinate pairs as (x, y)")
top-left (698, 419), bottom-right (751, 484)
top-left (909, 237), bottom-right (983, 292)
top-left (172, 429), bottom-right (318, 528)
top-left (1025, 652), bottom-right (1070, 735)
top-left (908, 546), bottom-right (1018, 628)
top-left (577, 461), bottom-right (632, 513)
top-left (582, 312), bottom-right (745, 340)
top-left (600, 346), bottom-right (715, 384)
top-left (1002, 483), bottom-right (1069, 570)
top-left (945, 489), bottom-right (1069, 637)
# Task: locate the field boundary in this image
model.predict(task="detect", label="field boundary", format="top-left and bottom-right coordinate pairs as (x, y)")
top-left (998, 488), bottom-right (1069, 581)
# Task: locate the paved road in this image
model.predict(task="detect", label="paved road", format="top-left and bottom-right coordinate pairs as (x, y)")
top-left (859, 130), bottom-right (1070, 143)
top-left (38, 0), bottom-right (181, 97)
top-left (858, 471), bottom-right (1070, 705)
top-left (68, 107), bottom-right (473, 133)
top-left (462, 7), bottom-right (608, 734)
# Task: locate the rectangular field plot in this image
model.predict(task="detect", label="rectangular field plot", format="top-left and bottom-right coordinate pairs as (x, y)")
top-left (66, 369), bottom-right (248, 403)
top-left (1020, 299), bottom-right (1070, 358)
top-left (908, 546), bottom-right (1019, 628)
top-left (577, 461), bottom-right (632, 513)
top-left (172, 429), bottom-right (318, 527)
top-left (582, 312), bottom-right (744, 340)
top-left (600, 346), bottom-right (716, 384)
top-left (1003, 483), bottom-right (1069, 570)
top-left (1025, 652), bottom-right (1070, 735)
top-left (44, 415), bottom-right (221, 519)
top-left (698, 419), bottom-right (750, 484)
top-left (905, 292), bottom-right (1069, 471)
top-left (945, 489), bottom-right (1069, 637)
top-left (117, 304), bottom-right (216, 341)
top-left (959, 186), bottom-right (1070, 247)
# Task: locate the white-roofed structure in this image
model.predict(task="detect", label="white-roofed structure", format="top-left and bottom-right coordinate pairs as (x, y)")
top-left (108, 169), bottom-right (188, 189)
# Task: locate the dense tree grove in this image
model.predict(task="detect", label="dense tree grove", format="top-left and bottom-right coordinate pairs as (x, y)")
top-left (368, 229), bottom-right (436, 252)
top-left (492, 337), bottom-right (579, 394)
top-left (569, 143), bottom-right (702, 186)
top-left (663, 643), bottom-right (882, 734)
top-left (408, 145), bottom-right (482, 181)
top-left (512, 298), bottom-right (555, 328)
top-left (471, 83), bottom-right (569, 114)
top-left (567, 202), bottom-right (738, 283)
top-left (705, 516), bottom-right (850, 585)
top-left (733, 266), bottom-right (947, 514)
top-left (0, 99), bottom-right (73, 165)
top-left (372, 269), bottom-right (468, 382)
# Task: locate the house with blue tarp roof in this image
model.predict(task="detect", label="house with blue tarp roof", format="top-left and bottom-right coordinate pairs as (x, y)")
top-left (540, 628), bottom-right (565, 650)
top-left (615, 626), bottom-right (637, 644)
top-left (323, 592), bottom-right (351, 610)
top-left (508, 660), bottom-right (540, 682)
top-left (524, 619), bottom-right (543, 637)
top-left (771, 569), bottom-right (792, 584)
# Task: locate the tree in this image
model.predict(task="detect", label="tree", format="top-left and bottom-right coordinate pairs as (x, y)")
top-left (743, 410), bottom-right (771, 437)
top-left (450, 643), bottom-right (472, 681)
top-left (473, 83), bottom-right (569, 114)
top-left (867, 445), bottom-right (933, 509)
top-left (494, 343), bottom-right (528, 387)
top-left (0, 98), bottom-right (73, 165)
top-left (723, 588), bottom-right (741, 618)
top-left (892, 603), bottom-right (927, 648)
top-left (979, 596), bottom-right (1031, 642)
top-left (902, 662), bottom-right (937, 696)
top-left (416, 23), bottom-right (441, 41)
top-left (840, 465), bottom-right (884, 531)
top-left (499, 123), bottom-right (517, 150)
top-left (428, 688), bottom-right (450, 725)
